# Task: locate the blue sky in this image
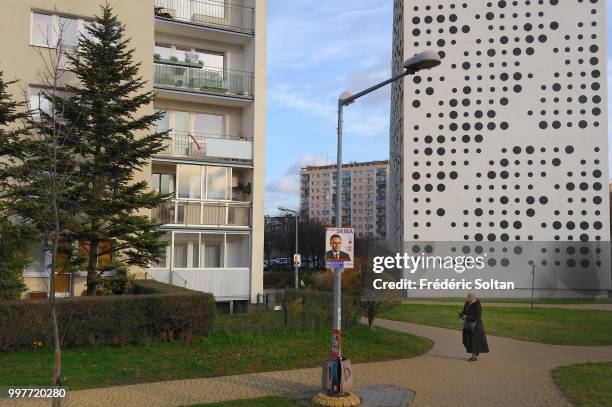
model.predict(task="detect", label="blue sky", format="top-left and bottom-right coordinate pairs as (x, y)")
top-left (264, 0), bottom-right (612, 215)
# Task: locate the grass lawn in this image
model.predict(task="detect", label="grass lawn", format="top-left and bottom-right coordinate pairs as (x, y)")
top-left (185, 396), bottom-right (302, 407)
top-left (0, 321), bottom-right (431, 390)
top-left (553, 362), bottom-right (612, 407)
top-left (379, 304), bottom-right (612, 345)
top-left (408, 297), bottom-right (612, 304)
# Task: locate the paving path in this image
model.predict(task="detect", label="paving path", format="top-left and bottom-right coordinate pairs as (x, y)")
top-left (3, 319), bottom-right (612, 407)
top-left (409, 301), bottom-right (612, 312)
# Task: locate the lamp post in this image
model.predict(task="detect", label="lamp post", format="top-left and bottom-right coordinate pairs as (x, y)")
top-left (279, 207), bottom-right (299, 289)
top-left (321, 50), bottom-right (441, 402)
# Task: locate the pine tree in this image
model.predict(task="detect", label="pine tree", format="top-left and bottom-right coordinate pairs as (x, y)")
top-left (59, 5), bottom-right (168, 295)
top-left (0, 72), bottom-right (36, 300)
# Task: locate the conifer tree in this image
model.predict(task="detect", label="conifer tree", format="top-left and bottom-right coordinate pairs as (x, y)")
top-left (0, 72), bottom-right (35, 300)
top-left (60, 5), bottom-right (168, 295)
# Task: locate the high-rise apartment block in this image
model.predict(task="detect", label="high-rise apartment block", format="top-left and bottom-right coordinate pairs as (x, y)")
top-left (390, 0), bottom-right (610, 296)
top-left (300, 160), bottom-right (388, 239)
top-left (3, 0), bottom-right (266, 305)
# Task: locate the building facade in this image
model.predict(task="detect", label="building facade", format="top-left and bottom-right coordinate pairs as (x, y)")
top-left (390, 0), bottom-right (610, 296)
top-left (2, 0), bottom-right (266, 304)
top-left (300, 160), bottom-right (388, 239)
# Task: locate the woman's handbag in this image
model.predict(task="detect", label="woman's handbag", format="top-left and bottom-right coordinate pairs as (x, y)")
top-left (463, 320), bottom-right (477, 333)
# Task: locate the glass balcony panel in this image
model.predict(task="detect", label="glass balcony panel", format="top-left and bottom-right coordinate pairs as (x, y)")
top-left (202, 204), bottom-right (226, 225)
top-left (153, 63), bottom-right (253, 98)
top-left (227, 206), bottom-right (250, 226)
top-left (177, 202), bottom-right (201, 224)
top-left (152, 204), bottom-right (176, 224)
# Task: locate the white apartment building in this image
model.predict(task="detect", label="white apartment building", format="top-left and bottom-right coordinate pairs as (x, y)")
top-left (389, 0), bottom-right (610, 297)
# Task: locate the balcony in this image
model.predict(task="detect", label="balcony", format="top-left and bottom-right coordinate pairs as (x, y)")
top-left (156, 131), bottom-right (253, 164)
top-left (154, 62), bottom-right (253, 100)
top-left (152, 201), bottom-right (251, 227)
top-left (154, 0), bottom-right (254, 35)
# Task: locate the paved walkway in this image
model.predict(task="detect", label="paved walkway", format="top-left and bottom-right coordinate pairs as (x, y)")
top-left (3, 319), bottom-right (612, 407)
top-left (409, 301), bottom-right (612, 312)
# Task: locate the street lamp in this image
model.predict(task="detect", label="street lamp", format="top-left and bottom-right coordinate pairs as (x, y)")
top-left (279, 206), bottom-right (299, 289)
top-left (323, 50), bottom-right (441, 401)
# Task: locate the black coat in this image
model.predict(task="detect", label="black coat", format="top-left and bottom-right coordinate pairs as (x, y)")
top-left (461, 300), bottom-right (489, 354)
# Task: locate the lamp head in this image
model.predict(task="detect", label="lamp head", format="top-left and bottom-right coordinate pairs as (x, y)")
top-left (403, 50), bottom-right (441, 73)
top-left (339, 91), bottom-right (354, 105)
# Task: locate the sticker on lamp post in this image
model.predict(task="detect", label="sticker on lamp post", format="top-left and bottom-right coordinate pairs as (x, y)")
top-left (324, 227), bottom-right (354, 269)
top-left (293, 253), bottom-right (301, 267)
top-left (331, 328), bottom-right (342, 358)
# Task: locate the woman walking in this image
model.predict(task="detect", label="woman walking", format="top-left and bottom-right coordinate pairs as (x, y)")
top-left (460, 292), bottom-right (489, 361)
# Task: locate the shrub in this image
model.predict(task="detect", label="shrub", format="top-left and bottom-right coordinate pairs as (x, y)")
top-left (263, 271), bottom-right (293, 288)
top-left (0, 280), bottom-right (215, 351)
top-left (95, 263), bottom-right (133, 296)
top-left (309, 269), bottom-right (361, 295)
top-left (279, 289), bottom-right (361, 332)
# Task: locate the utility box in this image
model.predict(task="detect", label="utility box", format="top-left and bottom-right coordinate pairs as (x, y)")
top-left (321, 357), bottom-right (354, 394)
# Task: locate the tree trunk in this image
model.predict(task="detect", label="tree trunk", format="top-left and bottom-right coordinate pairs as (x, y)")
top-left (51, 303), bottom-right (62, 407)
top-left (86, 238), bottom-right (99, 296)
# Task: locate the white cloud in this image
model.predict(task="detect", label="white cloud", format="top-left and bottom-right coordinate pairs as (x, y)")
top-left (265, 154), bottom-right (330, 214)
top-left (287, 154), bottom-right (329, 173)
top-left (266, 175), bottom-right (299, 194)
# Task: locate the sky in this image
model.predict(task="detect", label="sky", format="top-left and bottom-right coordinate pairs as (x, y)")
top-left (264, 0), bottom-right (612, 216)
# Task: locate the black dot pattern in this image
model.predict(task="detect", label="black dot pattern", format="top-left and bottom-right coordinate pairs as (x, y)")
top-left (392, 0), bottom-right (609, 246)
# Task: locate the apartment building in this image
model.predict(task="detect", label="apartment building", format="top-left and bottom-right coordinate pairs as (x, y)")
top-left (300, 160), bottom-right (388, 239)
top-left (2, 0), bottom-right (266, 304)
top-left (389, 0), bottom-right (610, 297)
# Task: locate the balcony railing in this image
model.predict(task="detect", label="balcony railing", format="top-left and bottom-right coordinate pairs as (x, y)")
top-left (154, 63), bottom-right (254, 99)
top-left (156, 130), bottom-right (253, 162)
top-left (155, 0), bottom-right (255, 34)
top-left (152, 201), bottom-right (251, 227)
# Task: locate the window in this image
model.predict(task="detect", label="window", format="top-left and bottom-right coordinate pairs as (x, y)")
top-left (154, 43), bottom-right (172, 59)
top-left (194, 113), bottom-right (224, 136)
top-left (151, 173), bottom-right (175, 196)
top-left (31, 12), bottom-right (80, 49)
top-left (58, 16), bottom-right (78, 49)
top-left (28, 87), bottom-right (52, 120)
top-left (154, 109), bottom-right (169, 133)
top-left (151, 232), bottom-right (171, 268)
top-left (78, 240), bottom-right (112, 270)
top-left (80, 21), bottom-right (95, 44)
top-left (173, 233), bottom-right (199, 268)
top-left (195, 50), bottom-right (224, 71)
top-left (174, 46), bottom-right (191, 63)
top-left (31, 13), bottom-right (53, 47)
top-left (206, 166), bottom-right (230, 200)
top-left (28, 86), bottom-right (70, 121)
top-left (177, 164), bottom-right (201, 199)
top-left (174, 110), bottom-right (190, 134)
top-left (201, 234), bottom-right (224, 268)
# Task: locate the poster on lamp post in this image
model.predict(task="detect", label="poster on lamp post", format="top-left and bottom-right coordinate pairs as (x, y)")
top-left (324, 227), bottom-right (354, 269)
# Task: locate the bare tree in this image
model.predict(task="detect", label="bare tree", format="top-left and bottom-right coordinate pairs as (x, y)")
top-left (1, 18), bottom-right (84, 406)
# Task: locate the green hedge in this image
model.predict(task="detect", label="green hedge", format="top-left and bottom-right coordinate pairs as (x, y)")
top-left (0, 280), bottom-right (215, 351)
